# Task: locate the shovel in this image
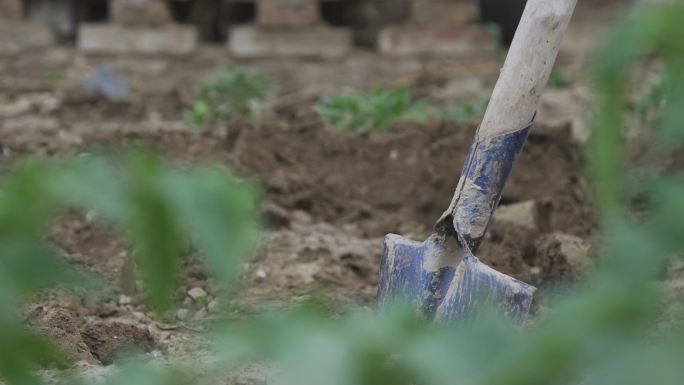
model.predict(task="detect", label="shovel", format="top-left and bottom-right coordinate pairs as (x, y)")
top-left (378, 0), bottom-right (577, 323)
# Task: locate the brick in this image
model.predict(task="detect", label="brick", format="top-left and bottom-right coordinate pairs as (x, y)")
top-left (257, 0), bottom-right (319, 26)
top-left (411, 0), bottom-right (476, 25)
top-left (78, 24), bottom-right (198, 55)
top-left (229, 25), bottom-right (352, 59)
top-left (379, 24), bottom-right (496, 57)
top-left (0, 21), bottom-right (54, 55)
top-left (110, 0), bottom-right (172, 26)
top-left (0, 0), bottom-right (22, 20)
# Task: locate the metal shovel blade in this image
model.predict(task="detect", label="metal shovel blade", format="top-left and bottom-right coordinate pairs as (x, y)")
top-left (377, 231), bottom-right (535, 323)
top-left (377, 124), bottom-right (537, 323)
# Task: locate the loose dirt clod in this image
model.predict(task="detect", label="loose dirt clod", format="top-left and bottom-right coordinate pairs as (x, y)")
top-left (27, 306), bottom-right (98, 364)
top-left (80, 319), bottom-right (155, 365)
top-left (534, 232), bottom-right (592, 283)
top-left (241, 220), bottom-right (383, 306)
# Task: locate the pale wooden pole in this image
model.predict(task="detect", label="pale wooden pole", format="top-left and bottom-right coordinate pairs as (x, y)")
top-left (478, 0), bottom-right (578, 139)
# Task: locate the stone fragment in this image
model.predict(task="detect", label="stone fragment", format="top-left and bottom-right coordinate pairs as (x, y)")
top-left (255, 268), bottom-right (267, 279)
top-left (84, 65), bottom-right (130, 101)
top-left (492, 200), bottom-right (550, 232)
top-left (187, 287), bottom-right (208, 301)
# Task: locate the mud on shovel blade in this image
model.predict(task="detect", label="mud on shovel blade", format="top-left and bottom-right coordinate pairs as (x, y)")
top-left (377, 0), bottom-right (578, 324)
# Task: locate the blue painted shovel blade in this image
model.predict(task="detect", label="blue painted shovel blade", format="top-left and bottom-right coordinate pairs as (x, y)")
top-left (378, 120), bottom-right (538, 323)
top-left (434, 257), bottom-right (535, 324)
top-left (378, 232), bottom-right (535, 323)
top-left (377, 233), bottom-right (455, 316)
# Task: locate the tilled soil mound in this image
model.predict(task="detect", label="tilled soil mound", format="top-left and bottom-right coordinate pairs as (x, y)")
top-left (231, 120), bottom-right (594, 302)
top-left (234, 120), bottom-right (591, 239)
top-left (6, 117), bottom-right (594, 304)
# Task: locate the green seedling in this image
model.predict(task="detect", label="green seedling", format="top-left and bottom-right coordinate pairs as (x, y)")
top-left (440, 99), bottom-right (489, 123)
top-left (316, 89), bottom-right (429, 132)
top-left (185, 66), bottom-right (269, 128)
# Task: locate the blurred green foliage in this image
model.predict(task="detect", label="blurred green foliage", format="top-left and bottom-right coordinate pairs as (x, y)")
top-left (0, 153), bottom-right (259, 385)
top-left (440, 99), bottom-right (488, 123)
top-left (315, 89), bottom-right (430, 132)
top-left (316, 89), bottom-right (488, 131)
top-left (635, 71), bottom-right (668, 123)
top-left (3, 2), bottom-right (684, 385)
top-left (212, 4), bottom-right (684, 385)
top-left (547, 69), bottom-right (572, 88)
top-left (185, 66), bottom-right (269, 127)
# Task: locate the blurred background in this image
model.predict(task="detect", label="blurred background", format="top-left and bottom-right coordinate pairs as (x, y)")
top-left (4, 1), bottom-right (684, 385)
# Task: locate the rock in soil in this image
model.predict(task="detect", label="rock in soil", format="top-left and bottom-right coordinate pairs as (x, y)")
top-left (492, 199), bottom-right (551, 232)
top-left (534, 232), bottom-right (592, 283)
top-left (187, 287), bottom-right (209, 302)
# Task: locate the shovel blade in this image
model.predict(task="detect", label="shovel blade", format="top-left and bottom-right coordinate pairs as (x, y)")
top-left (377, 233), bottom-right (452, 315)
top-left (378, 233), bottom-right (535, 323)
top-left (434, 257), bottom-right (535, 323)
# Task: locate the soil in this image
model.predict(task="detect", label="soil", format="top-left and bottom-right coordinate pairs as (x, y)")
top-left (233, 118), bottom-right (592, 296)
top-left (26, 299), bottom-right (156, 366)
top-left (8, 101), bottom-right (593, 373)
top-left (10, 114), bottom-right (592, 301)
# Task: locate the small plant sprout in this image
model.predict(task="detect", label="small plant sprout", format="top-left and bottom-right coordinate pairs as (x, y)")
top-left (440, 99), bottom-right (489, 123)
top-left (315, 89), bottom-right (429, 132)
top-left (185, 66), bottom-right (270, 128)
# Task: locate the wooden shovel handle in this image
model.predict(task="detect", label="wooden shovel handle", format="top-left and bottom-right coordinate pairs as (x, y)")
top-left (478, 0), bottom-right (577, 139)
